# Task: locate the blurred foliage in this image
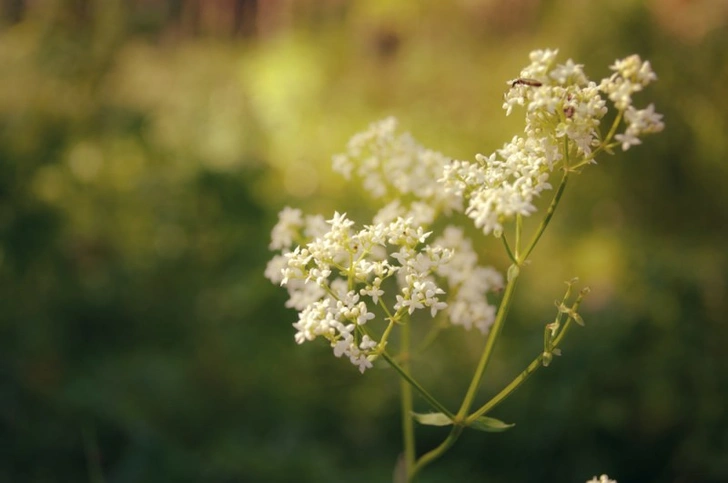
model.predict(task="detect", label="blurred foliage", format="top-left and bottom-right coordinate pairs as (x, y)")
top-left (1, 1), bottom-right (727, 482)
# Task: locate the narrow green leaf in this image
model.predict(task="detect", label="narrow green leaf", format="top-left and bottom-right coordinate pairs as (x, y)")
top-left (412, 412), bottom-right (453, 427)
top-left (469, 416), bottom-right (515, 432)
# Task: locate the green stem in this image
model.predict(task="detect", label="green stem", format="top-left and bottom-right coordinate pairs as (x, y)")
top-left (466, 355), bottom-right (543, 424)
top-left (501, 233), bottom-right (517, 265)
top-left (409, 426), bottom-right (463, 482)
top-left (456, 269), bottom-right (520, 420)
top-left (408, 144), bottom-right (575, 480)
top-left (405, 277), bottom-right (522, 483)
top-left (552, 318), bottom-right (574, 348)
top-left (552, 294), bottom-right (586, 348)
top-left (521, 172), bottom-right (569, 262)
top-left (381, 351), bottom-right (454, 419)
top-left (415, 321), bottom-right (447, 355)
top-left (589, 110), bottom-right (625, 159)
top-left (515, 214), bottom-right (523, 259)
top-left (379, 318), bottom-right (398, 350)
top-left (469, 288), bottom-right (588, 424)
top-left (400, 320), bottom-right (416, 477)
top-left (604, 109), bottom-right (625, 145)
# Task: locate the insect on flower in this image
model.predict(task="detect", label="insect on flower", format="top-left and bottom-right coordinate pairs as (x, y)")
top-left (511, 78), bottom-right (543, 88)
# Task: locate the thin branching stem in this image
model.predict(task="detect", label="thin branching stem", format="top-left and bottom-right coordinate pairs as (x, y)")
top-left (521, 171), bottom-right (569, 263)
top-left (382, 352), bottom-right (454, 419)
top-left (400, 320), bottom-right (416, 478)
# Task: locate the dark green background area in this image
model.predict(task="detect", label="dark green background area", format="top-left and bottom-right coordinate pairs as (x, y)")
top-left (1, 1), bottom-right (726, 482)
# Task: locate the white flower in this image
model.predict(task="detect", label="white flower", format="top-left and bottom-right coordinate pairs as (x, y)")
top-left (264, 254), bottom-right (288, 285)
top-left (360, 279), bottom-right (385, 304)
top-left (549, 58), bottom-right (587, 86)
top-left (269, 209), bottom-right (455, 372)
top-left (285, 280), bottom-right (326, 311)
top-left (434, 226), bottom-right (503, 333)
top-left (610, 54), bottom-right (656, 86)
top-left (614, 131), bottom-right (642, 151)
top-left (332, 153), bottom-right (353, 179)
top-left (624, 103), bottom-right (665, 135)
top-left (269, 206), bottom-right (303, 250)
top-left (333, 336), bottom-right (352, 358)
top-left (293, 298), bottom-right (337, 344)
top-left (520, 48), bottom-right (559, 79)
top-left (359, 335), bottom-right (377, 350)
top-left (327, 211), bottom-right (355, 230)
top-left (352, 351), bottom-right (374, 373)
top-left (445, 50), bottom-right (661, 237)
top-left (599, 55), bottom-right (658, 111)
top-left (373, 200), bottom-right (405, 225)
top-left (332, 117), bottom-right (462, 216)
top-left (616, 104), bottom-right (664, 151)
top-left (303, 214), bottom-right (329, 239)
top-left (442, 136), bottom-right (553, 236)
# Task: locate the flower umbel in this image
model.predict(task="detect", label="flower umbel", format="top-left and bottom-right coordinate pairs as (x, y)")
top-left (332, 116), bottom-right (462, 224)
top-left (441, 49), bottom-right (662, 237)
top-left (267, 208), bottom-right (500, 372)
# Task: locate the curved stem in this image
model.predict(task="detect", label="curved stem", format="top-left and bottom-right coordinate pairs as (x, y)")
top-left (455, 269), bottom-right (520, 419)
top-left (378, 318), bottom-right (397, 350)
top-left (515, 214), bottom-right (523, 259)
top-left (415, 321), bottom-right (447, 355)
top-left (604, 110), bottom-right (625, 145)
top-left (521, 172), bottom-right (569, 262)
top-left (501, 233), bottom-right (517, 265)
top-left (590, 109), bottom-right (625, 159)
top-left (406, 267), bottom-right (520, 481)
top-left (407, 144), bottom-right (575, 481)
top-left (552, 318), bottom-right (574, 348)
top-left (400, 320), bottom-right (416, 477)
top-left (466, 355), bottom-right (543, 424)
top-left (381, 351), bottom-right (454, 419)
top-left (468, 288), bottom-right (587, 424)
top-left (409, 426), bottom-right (463, 482)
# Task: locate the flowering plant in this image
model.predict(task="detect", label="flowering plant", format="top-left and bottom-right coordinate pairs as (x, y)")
top-left (265, 50), bottom-right (663, 482)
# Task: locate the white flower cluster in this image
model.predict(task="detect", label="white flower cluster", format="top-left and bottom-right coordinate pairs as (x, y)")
top-left (601, 55), bottom-right (664, 151)
top-left (615, 103), bottom-right (664, 151)
top-left (441, 49), bottom-right (663, 237)
top-left (266, 208), bottom-right (462, 372)
top-left (434, 226), bottom-right (504, 333)
top-left (440, 136), bottom-right (556, 237)
top-left (267, 49), bottom-right (662, 371)
top-left (268, 117), bottom-right (507, 372)
top-left (600, 54), bottom-right (657, 110)
top-left (332, 116), bottom-right (462, 225)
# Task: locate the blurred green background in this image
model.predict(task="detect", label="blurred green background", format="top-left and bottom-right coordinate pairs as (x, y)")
top-left (1, 1), bottom-right (727, 482)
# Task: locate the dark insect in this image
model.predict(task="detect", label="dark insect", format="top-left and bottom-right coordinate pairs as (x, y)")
top-left (511, 78), bottom-right (543, 88)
